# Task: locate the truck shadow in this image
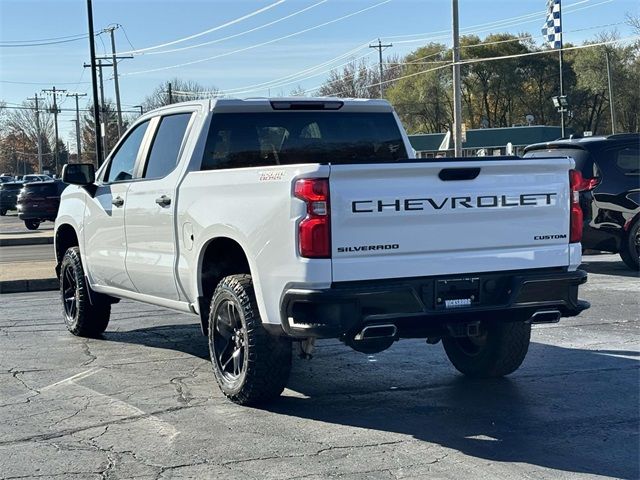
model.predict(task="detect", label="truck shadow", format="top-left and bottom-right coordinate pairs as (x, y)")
top-left (102, 324), bottom-right (639, 478)
top-left (272, 340), bottom-right (639, 479)
top-left (104, 324), bottom-right (210, 359)
top-left (580, 259), bottom-right (639, 278)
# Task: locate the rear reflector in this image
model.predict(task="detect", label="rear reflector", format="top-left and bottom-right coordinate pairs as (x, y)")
top-left (294, 178), bottom-right (330, 258)
top-left (569, 169), bottom-right (584, 243)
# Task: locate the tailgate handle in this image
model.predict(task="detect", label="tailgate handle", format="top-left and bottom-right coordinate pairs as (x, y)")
top-left (438, 168), bottom-right (481, 181)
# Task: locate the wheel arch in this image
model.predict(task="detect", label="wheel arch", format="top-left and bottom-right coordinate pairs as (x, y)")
top-left (196, 236), bottom-right (255, 335)
top-left (55, 223), bottom-right (80, 278)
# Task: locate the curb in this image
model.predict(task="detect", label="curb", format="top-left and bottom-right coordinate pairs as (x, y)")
top-left (0, 236), bottom-right (54, 247)
top-left (0, 278), bottom-right (58, 294)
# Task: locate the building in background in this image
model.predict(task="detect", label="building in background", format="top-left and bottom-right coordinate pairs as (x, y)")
top-left (409, 125), bottom-right (570, 158)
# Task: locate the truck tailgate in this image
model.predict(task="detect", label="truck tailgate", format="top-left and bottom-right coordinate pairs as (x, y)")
top-left (329, 158), bottom-right (572, 282)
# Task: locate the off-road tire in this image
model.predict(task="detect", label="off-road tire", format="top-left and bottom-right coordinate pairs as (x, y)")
top-left (25, 220), bottom-right (40, 230)
top-left (619, 221), bottom-right (640, 271)
top-left (443, 322), bottom-right (531, 378)
top-left (208, 274), bottom-right (291, 406)
top-left (60, 246), bottom-right (111, 337)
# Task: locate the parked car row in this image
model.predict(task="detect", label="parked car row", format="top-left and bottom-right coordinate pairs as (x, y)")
top-left (0, 179), bottom-right (67, 229)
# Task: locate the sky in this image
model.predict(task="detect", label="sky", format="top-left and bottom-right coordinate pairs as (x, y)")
top-left (1, 0), bottom-right (638, 150)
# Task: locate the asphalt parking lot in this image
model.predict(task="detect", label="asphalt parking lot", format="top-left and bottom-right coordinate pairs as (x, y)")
top-left (0, 254), bottom-right (638, 479)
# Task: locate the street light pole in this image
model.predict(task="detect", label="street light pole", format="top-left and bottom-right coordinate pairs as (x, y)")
top-left (452, 0), bottom-right (463, 157)
top-left (605, 49), bottom-right (617, 134)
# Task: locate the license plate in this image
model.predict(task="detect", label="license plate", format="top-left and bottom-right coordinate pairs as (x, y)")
top-left (436, 277), bottom-right (480, 310)
top-left (445, 298), bottom-right (472, 308)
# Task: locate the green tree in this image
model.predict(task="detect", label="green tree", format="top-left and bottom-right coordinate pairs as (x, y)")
top-left (386, 43), bottom-right (452, 133)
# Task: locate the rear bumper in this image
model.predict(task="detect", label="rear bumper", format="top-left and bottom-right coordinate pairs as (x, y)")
top-left (278, 268), bottom-right (589, 339)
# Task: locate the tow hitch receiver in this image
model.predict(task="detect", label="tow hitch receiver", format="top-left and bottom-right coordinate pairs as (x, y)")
top-left (447, 321), bottom-right (481, 338)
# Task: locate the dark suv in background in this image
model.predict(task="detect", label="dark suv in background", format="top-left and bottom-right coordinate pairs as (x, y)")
top-left (525, 133), bottom-right (640, 270)
top-left (0, 181), bottom-right (23, 216)
top-left (17, 180), bottom-right (67, 230)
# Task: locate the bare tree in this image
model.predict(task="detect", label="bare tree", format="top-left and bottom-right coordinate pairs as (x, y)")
top-left (142, 78), bottom-right (221, 111)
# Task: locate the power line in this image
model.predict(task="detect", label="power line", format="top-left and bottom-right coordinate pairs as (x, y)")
top-left (383, 0), bottom-right (593, 41)
top-left (116, 0), bottom-right (287, 56)
top-left (121, 0), bottom-right (393, 76)
top-left (0, 32), bottom-right (88, 44)
top-left (0, 35), bottom-right (91, 48)
top-left (0, 80), bottom-right (91, 85)
top-left (306, 35), bottom-right (638, 97)
top-left (172, 42), bottom-right (375, 97)
top-left (144, 0), bottom-right (329, 56)
top-left (169, 6), bottom-right (618, 99)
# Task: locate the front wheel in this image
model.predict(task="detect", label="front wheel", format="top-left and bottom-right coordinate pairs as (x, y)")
top-left (60, 246), bottom-right (111, 337)
top-left (25, 220), bottom-right (40, 230)
top-left (208, 274), bottom-right (291, 405)
top-left (442, 321), bottom-right (531, 378)
top-left (619, 221), bottom-right (640, 271)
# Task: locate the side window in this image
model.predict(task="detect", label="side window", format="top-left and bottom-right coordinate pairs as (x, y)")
top-left (143, 113), bottom-right (192, 179)
top-left (105, 121), bottom-right (149, 183)
top-left (615, 147), bottom-right (639, 175)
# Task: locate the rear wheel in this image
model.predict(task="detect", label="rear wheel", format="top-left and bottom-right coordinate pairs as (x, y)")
top-left (619, 221), bottom-right (640, 271)
top-left (60, 246), bottom-right (111, 337)
top-left (208, 274), bottom-right (291, 405)
top-left (443, 321), bottom-right (531, 378)
top-left (25, 220), bottom-right (40, 230)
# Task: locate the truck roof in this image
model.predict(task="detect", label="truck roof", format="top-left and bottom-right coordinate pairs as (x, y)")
top-left (143, 97), bottom-right (394, 116)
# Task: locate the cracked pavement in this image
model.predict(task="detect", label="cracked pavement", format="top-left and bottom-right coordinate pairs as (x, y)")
top-left (0, 254), bottom-right (638, 479)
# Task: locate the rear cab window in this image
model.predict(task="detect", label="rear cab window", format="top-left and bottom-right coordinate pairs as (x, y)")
top-left (200, 111), bottom-right (408, 170)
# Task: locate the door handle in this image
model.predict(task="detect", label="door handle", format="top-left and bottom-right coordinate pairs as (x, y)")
top-left (155, 195), bottom-right (171, 207)
top-left (112, 196), bottom-right (124, 207)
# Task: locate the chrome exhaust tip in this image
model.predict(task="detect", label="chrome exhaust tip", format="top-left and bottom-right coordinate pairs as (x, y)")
top-left (528, 310), bottom-right (561, 324)
top-left (354, 324), bottom-right (397, 341)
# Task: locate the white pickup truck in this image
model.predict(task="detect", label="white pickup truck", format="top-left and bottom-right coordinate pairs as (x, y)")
top-left (56, 98), bottom-right (589, 405)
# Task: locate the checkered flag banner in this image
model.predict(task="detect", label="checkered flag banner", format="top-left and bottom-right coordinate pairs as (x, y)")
top-left (542, 0), bottom-right (562, 49)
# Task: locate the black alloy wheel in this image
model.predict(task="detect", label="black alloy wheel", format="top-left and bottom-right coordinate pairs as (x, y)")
top-left (61, 263), bottom-right (78, 323)
top-left (212, 299), bottom-right (248, 383)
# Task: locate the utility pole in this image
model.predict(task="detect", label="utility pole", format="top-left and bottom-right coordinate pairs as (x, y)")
top-left (167, 82), bottom-right (173, 104)
top-left (605, 49), bottom-right (617, 134)
top-left (67, 92), bottom-right (87, 161)
top-left (99, 26), bottom-right (132, 138)
top-left (84, 59), bottom-right (112, 163)
top-left (27, 93), bottom-right (43, 173)
top-left (452, 0), bottom-right (463, 157)
top-left (42, 86), bottom-right (67, 174)
top-left (369, 39), bottom-right (392, 99)
top-left (86, 0), bottom-right (103, 167)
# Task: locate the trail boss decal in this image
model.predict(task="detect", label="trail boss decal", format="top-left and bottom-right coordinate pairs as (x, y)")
top-left (352, 193), bottom-right (557, 213)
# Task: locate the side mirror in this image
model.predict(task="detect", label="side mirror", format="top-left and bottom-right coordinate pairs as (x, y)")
top-left (62, 163), bottom-right (95, 186)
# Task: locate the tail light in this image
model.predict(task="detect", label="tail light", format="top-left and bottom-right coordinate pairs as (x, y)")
top-left (294, 178), bottom-right (330, 258)
top-left (569, 169), bottom-right (584, 243)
